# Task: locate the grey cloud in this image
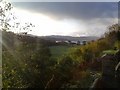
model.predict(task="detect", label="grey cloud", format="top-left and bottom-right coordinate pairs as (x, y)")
top-left (12, 2), bottom-right (118, 20)
top-left (11, 2), bottom-right (118, 37)
top-left (81, 18), bottom-right (118, 37)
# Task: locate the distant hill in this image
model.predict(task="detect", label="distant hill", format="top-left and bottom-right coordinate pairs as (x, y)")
top-left (14, 33), bottom-right (99, 42)
top-left (39, 35), bottom-right (99, 41)
top-left (2, 31), bottom-right (100, 50)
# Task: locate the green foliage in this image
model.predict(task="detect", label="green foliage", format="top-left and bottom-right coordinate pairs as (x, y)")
top-left (114, 41), bottom-right (120, 49)
top-left (61, 24), bottom-right (120, 88)
top-left (57, 56), bottom-right (77, 73)
top-left (2, 51), bottom-right (28, 88)
top-left (61, 70), bottom-right (94, 88)
top-left (68, 28), bottom-right (118, 63)
top-left (49, 45), bottom-right (72, 58)
top-left (48, 56), bottom-right (80, 88)
top-left (2, 32), bottom-right (57, 88)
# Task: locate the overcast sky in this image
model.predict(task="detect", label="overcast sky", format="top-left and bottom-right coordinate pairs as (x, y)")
top-left (10, 2), bottom-right (118, 37)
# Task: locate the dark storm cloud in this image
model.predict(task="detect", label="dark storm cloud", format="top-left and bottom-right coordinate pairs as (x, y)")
top-left (12, 2), bottom-right (118, 20)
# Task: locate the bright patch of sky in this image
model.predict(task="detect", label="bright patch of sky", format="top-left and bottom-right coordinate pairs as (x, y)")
top-left (1, 1), bottom-right (118, 37)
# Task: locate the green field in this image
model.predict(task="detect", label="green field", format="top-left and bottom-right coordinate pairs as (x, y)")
top-left (49, 45), bottom-right (73, 58)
